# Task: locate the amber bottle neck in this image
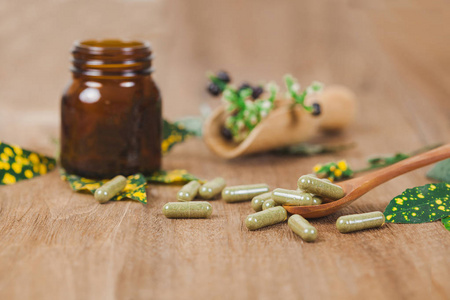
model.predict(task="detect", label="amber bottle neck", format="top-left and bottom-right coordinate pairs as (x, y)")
top-left (71, 39), bottom-right (153, 77)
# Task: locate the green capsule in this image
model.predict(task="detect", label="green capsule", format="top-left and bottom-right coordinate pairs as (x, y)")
top-left (177, 180), bottom-right (201, 202)
top-left (222, 184), bottom-right (270, 203)
top-left (162, 201), bottom-right (213, 219)
top-left (251, 192), bottom-right (272, 212)
top-left (272, 188), bottom-right (317, 206)
top-left (199, 177), bottom-right (226, 199)
top-left (311, 196), bottom-right (322, 205)
top-left (245, 206), bottom-right (287, 230)
top-left (288, 214), bottom-right (318, 242)
top-left (262, 199), bottom-right (278, 210)
top-left (336, 211), bottom-right (385, 233)
top-left (297, 175), bottom-right (345, 200)
top-left (95, 175), bottom-right (127, 203)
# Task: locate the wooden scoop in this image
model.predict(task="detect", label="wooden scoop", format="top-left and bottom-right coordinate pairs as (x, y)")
top-left (203, 85), bottom-right (356, 159)
top-left (284, 143), bottom-right (450, 218)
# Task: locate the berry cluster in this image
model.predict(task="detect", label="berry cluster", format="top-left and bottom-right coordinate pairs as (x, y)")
top-left (207, 71), bottom-right (265, 100)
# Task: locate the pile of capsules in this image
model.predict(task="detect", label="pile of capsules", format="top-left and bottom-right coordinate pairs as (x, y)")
top-left (162, 174), bottom-right (386, 243)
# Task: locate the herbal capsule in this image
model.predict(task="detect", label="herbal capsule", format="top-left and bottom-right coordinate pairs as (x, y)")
top-left (222, 184), bottom-right (270, 203)
top-left (251, 192), bottom-right (272, 212)
top-left (177, 180), bottom-right (201, 202)
top-left (297, 175), bottom-right (344, 200)
top-left (162, 201), bottom-right (213, 219)
top-left (288, 214), bottom-right (318, 242)
top-left (336, 211), bottom-right (385, 233)
top-left (272, 188), bottom-right (317, 206)
top-left (95, 175), bottom-right (127, 203)
top-left (199, 177), bottom-right (226, 199)
top-left (311, 196), bottom-right (322, 205)
top-left (245, 206), bottom-right (287, 230)
top-left (262, 199), bottom-right (278, 210)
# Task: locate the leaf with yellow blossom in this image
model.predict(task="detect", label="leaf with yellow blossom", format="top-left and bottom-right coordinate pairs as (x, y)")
top-left (0, 141), bottom-right (56, 185)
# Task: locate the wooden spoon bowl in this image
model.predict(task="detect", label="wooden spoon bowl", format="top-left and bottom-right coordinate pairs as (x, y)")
top-left (284, 143), bottom-right (450, 218)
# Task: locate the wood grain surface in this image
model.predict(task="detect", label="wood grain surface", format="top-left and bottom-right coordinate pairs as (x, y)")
top-left (0, 0), bottom-right (449, 299)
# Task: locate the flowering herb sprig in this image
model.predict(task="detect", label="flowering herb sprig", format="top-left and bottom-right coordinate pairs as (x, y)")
top-left (206, 71), bottom-right (325, 142)
top-left (223, 83), bottom-right (277, 142)
top-left (312, 144), bottom-right (442, 182)
top-left (313, 160), bottom-right (354, 182)
top-left (284, 75), bottom-right (323, 116)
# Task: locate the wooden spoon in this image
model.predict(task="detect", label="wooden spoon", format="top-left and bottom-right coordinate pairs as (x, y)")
top-left (284, 143), bottom-right (450, 218)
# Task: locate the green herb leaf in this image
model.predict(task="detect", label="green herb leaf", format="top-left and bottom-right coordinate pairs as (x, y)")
top-left (384, 183), bottom-right (450, 223)
top-left (0, 141), bottom-right (56, 185)
top-left (61, 170), bottom-right (148, 204)
top-left (442, 216), bottom-right (450, 232)
top-left (162, 119), bottom-right (193, 154)
top-left (145, 169), bottom-right (201, 184)
top-left (427, 159), bottom-right (450, 182)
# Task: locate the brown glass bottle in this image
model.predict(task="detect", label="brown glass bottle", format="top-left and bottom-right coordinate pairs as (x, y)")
top-left (61, 39), bottom-right (162, 178)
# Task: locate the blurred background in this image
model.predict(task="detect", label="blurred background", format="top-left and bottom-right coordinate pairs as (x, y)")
top-left (0, 0), bottom-right (449, 154)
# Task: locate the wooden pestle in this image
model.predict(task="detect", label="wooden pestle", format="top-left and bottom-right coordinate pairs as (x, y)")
top-left (203, 85), bottom-right (357, 159)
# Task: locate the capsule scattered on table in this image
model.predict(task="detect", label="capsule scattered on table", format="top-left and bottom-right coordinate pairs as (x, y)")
top-left (222, 184), bottom-right (270, 203)
top-left (162, 201), bottom-right (213, 219)
top-left (262, 199), bottom-right (278, 210)
top-left (297, 175), bottom-right (345, 200)
top-left (272, 188), bottom-right (318, 206)
top-left (199, 177), bottom-right (226, 199)
top-left (336, 211), bottom-right (385, 233)
top-left (251, 192), bottom-right (272, 212)
top-left (245, 206), bottom-right (287, 230)
top-left (95, 175), bottom-right (127, 203)
top-left (177, 180), bottom-right (201, 202)
top-left (288, 214), bottom-right (318, 242)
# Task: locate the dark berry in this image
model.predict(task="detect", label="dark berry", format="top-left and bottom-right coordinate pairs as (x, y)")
top-left (207, 82), bottom-right (221, 96)
top-left (220, 126), bottom-right (233, 140)
top-left (252, 86), bottom-right (264, 99)
top-left (216, 71), bottom-right (231, 83)
top-left (238, 82), bottom-right (252, 91)
top-left (311, 103), bottom-right (321, 116)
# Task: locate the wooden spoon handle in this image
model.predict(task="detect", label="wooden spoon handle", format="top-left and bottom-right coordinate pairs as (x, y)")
top-left (355, 143), bottom-right (450, 189)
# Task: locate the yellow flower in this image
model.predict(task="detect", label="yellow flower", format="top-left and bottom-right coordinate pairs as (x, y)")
top-left (2, 173), bottom-right (16, 184)
top-left (337, 160), bottom-right (347, 171)
top-left (28, 153), bottom-right (40, 164)
top-left (39, 164), bottom-right (47, 175)
top-left (12, 163), bottom-right (22, 174)
top-left (334, 169), bottom-right (343, 177)
top-left (4, 147), bottom-right (13, 156)
top-left (328, 177), bottom-right (334, 182)
top-left (313, 164), bottom-right (321, 173)
top-left (24, 170), bottom-right (33, 178)
top-left (12, 146), bottom-right (23, 156)
top-left (0, 153), bottom-right (8, 162)
top-left (329, 166), bottom-right (336, 172)
top-left (2, 162), bottom-right (10, 171)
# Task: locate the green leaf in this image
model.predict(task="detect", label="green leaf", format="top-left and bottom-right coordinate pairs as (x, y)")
top-left (384, 183), bottom-right (450, 223)
top-left (162, 119), bottom-right (193, 154)
top-left (61, 170), bottom-right (148, 204)
top-left (427, 159), bottom-right (450, 182)
top-left (145, 169), bottom-right (201, 184)
top-left (0, 141), bottom-right (56, 185)
top-left (442, 216), bottom-right (450, 232)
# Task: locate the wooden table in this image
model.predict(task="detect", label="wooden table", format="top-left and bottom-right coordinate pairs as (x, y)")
top-left (0, 0), bottom-right (449, 299)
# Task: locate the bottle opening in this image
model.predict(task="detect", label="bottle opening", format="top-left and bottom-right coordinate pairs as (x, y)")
top-left (72, 39), bottom-right (153, 76)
